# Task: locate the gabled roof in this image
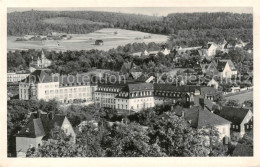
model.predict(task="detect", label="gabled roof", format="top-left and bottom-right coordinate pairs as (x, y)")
top-left (217, 107), bottom-right (251, 124)
top-left (219, 59), bottom-right (236, 71)
top-left (129, 72), bottom-right (143, 80)
top-left (16, 118), bottom-right (45, 138)
top-left (173, 106), bottom-right (231, 128)
top-left (16, 113), bottom-right (68, 139)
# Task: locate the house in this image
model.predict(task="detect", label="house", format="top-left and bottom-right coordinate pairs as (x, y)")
top-left (201, 42), bottom-right (219, 57)
top-left (215, 107), bottom-right (253, 140)
top-left (207, 78), bottom-right (219, 89)
top-left (16, 111), bottom-right (75, 157)
top-left (173, 105), bottom-right (231, 140)
top-left (95, 40), bottom-right (104, 45)
top-left (217, 60), bottom-right (237, 78)
top-left (30, 50), bottom-right (52, 69)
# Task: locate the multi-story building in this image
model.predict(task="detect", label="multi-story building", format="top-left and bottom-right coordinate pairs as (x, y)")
top-left (153, 84), bottom-right (220, 106)
top-left (7, 72), bottom-right (30, 83)
top-left (19, 69), bottom-right (97, 103)
top-left (95, 82), bottom-right (155, 112)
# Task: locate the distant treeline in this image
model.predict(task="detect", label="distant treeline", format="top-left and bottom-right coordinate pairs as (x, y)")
top-left (8, 11), bottom-right (252, 41)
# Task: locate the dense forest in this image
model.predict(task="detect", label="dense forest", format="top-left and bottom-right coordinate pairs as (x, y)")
top-left (8, 11), bottom-right (253, 45)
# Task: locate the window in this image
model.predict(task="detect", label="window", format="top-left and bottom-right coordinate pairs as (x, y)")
top-left (236, 125), bottom-right (239, 129)
top-left (223, 128), bottom-right (226, 134)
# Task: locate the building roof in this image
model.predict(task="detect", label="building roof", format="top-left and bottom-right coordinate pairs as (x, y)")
top-left (21, 69), bottom-right (56, 83)
top-left (219, 60), bottom-right (236, 71)
top-left (16, 112), bottom-right (69, 139)
top-left (173, 106), bottom-right (231, 128)
top-left (154, 84), bottom-right (201, 92)
top-left (217, 107), bottom-right (251, 124)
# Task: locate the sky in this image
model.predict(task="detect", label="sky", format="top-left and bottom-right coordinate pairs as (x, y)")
top-left (7, 7), bottom-right (252, 16)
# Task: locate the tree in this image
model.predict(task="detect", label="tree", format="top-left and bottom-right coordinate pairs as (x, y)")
top-left (103, 123), bottom-right (165, 157)
top-left (148, 112), bottom-right (226, 156)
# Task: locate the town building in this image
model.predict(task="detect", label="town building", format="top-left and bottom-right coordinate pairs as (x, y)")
top-left (207, 78), bottom-right (219, 89)
top-left (200, 42), bottom-right (219, 57)
top-left (7, 72), bottom-right (30, 83)
top-left (215, 106), bottom-right (253, 140)
top-left (19, 69), bottom-right (97, 103)
top-left (95, 82), bottom-right (155, 112)
top-left (16, 111), bottom-right (75, 157)
top-left (30, 50), bottom-right (52, 71)
top-left (217, 59), bottom-right (237, 78)
top-left (153, 84), bottom-right (220, 107)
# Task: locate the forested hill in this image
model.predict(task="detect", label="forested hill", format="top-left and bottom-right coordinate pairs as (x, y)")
top-left (8, 10), bottom-right (252, 36)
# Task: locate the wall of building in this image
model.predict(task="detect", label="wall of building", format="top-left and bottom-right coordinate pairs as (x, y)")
top-left (16, 136), bottom-right (43, 157)
top-left (37, 82), bottom-right (96, 103)
top-left (215, 124), bottom-right (231, 139)
top-left (19, 82), bottom-right (30, 100)
top-left (61, 117), bottom-right (76, 143)
top-left (115, 97), bottom-right (155, 111)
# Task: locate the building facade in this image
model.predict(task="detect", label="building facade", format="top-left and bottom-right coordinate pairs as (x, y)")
top-left (19, 70), bottom-right (97, 103)
top-left (7, 72), bottom-right (30, 83)
top-left (95, 82), bottom-right (155, 112)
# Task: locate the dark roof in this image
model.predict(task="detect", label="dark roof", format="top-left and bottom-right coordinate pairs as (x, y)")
top-left (173, 106), bottom-right (231, 128)
top-left (219, 60), bottom-right (236, 71)
top-left (16, 113), bottom-right (68, 138)
top-left (154, 84), bottom-right (201, 92)
top-left (16, 118), bottom-right (45, 138)
top-left (21, 69), bottom-right (55, 83)
top-left (217, 107), bottom-right (251, 124)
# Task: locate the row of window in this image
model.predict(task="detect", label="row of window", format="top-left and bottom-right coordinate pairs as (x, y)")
top-left (98, 87), bottom-right (120, 92)
top-left (45, 87), bottom-right (90, 95)
top-left (154, 92), bottom-right (182, 97)
top-left (46, 93), bottom-right (91, 99)
top-left (118, 91), bottom-right (152, 97)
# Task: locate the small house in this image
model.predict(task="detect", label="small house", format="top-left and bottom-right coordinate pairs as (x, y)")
top-left (95, 40), bottom-right (104, 45)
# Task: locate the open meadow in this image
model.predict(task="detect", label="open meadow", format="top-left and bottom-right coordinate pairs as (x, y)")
top-left (7, 28), bottom-right (168, 51)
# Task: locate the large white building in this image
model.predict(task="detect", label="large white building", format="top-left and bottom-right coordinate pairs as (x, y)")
top-left (95, 82), bottom-right (155, 112)
top-left (19, 69), bottom-right (97, 103)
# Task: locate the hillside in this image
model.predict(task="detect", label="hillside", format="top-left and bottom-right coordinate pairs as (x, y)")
top-left (7, 11), bottom-right (253, 47)
top-left (42, 17), bottom-right (107, 25)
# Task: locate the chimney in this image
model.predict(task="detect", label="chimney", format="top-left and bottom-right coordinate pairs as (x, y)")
top-left (181, 111), bottom-right (185, 118)
top-left (48, 111), bottom-right (54, 120)
top-left (37, 110), bottom-right (41, 118)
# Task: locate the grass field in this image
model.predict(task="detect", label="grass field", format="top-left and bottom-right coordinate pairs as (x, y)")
top-left (7, 28), bottom-right (168, 51)
top-left (225, 91), bottom-right (253, 104)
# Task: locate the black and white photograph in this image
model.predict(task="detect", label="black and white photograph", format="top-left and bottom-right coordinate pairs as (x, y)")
top-left (1, 1), bottom-right (260, 166)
